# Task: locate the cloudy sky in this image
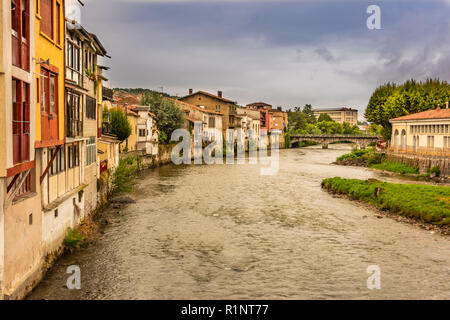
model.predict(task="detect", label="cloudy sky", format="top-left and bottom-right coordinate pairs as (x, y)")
top-left (76, 0), bottom-right (450, 118)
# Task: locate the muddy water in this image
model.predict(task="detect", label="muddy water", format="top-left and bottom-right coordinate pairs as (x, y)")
top-left (28, 145), bottom-right (450, 300)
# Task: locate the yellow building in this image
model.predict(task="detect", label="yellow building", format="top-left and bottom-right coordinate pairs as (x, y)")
top-left (313, 107), bottom-right (358, 126)
top-left (120, 106), bottom-right (140, 153)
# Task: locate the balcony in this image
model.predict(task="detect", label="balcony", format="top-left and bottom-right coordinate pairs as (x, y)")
top-left (102, 112), bottom-right (112, 135)
top-left (103, 86), bottom-right (114, 101)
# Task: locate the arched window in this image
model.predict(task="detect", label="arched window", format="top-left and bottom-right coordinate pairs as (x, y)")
top-left (394, 129), bottom-right (399, 147)
top-left (401, 129), bottom-right (407, 150)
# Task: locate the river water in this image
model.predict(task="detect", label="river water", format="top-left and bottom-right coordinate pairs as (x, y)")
top-left (28, 145), bottom-right (450, 300)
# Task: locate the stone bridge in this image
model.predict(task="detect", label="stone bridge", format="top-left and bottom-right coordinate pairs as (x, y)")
top-left (289, 134), bottom-right (379, 149)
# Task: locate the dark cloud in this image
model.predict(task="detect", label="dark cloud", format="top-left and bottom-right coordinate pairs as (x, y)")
top-left (79, 0), bottom-right (450, 118)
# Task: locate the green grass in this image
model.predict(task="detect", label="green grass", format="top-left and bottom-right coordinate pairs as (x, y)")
top-left (370, 161), bottom-right (419, 174)
top-left (336, 148), bottom-right (373, 162)
top-left (321, 177), bottom-right (450, 225)
top-left (64, 229), bottom-right (84, 248)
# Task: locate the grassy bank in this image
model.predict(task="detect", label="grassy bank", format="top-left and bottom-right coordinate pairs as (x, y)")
top-left (371, 161), bottom-right (419, 174)
top-left (321, 177), bottom-right (450, 225)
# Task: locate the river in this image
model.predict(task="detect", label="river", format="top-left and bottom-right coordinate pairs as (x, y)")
top-left (28, 145), bottom-right (450, 299)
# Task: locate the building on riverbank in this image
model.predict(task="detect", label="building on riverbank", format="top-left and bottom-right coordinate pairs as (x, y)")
top-left (0, 0), bottom-right (41, 299)
top-left (389, 103), bottom-right (450, 176)
top-left (313, 107), bottom-right (358, 126)
top-left (134, 106), bottom-right (159, 156)
top-left (246, 102), bottom-right (273, 134)
top-left (179, 89), bottom-right (238, 134)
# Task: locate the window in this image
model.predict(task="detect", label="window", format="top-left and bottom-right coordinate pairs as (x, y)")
top-left (41, 68), bottom-right (58, 114)
top-left (139, 129), bottom-right (146, 137)
top-left (12, 79), bottom-right (30, 164)
top-left (11, 0), bottom-right (30, 70)
top-left (427, 136), bottom-right (435, 148)
top-left (66, 91), bottom-right (82, 137)
top-left (49, 147), bottom-right (65, 176)
top-left (86, 137), bottom-right (96, 166)
top-left (215, 105), bottom-right (220, 112)
top-left (208, 116), bottom-right (215, 128)
top-left (66, 40), bottom-right (81, 83)
top-left (68, 143), bottom-right (80, 169)
top-left (40, 0), bottom-right (53, 38)
top-left (86, 96), bottom-right (96, 120)
top-left (56, 2), bottom-right (61, 45)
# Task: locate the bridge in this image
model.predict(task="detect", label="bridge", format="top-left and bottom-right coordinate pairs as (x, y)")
top-left (289, 134), bottom-right (379, 149)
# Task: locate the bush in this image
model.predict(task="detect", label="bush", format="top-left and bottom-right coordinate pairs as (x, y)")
top-left (367, 152), bottom-right (384, 166)
top-left (336, 148), bottom-right (372, 162)
top-left (64, 229), bottom-right (84, 248)
top-left (429, 165), bottom-right (441, 177)
top-left (321, 177), bottom-right (450, 225)
top-left (111, 156), bottom-right (138, 195)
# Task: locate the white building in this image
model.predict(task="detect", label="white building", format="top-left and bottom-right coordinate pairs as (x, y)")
top-left (134, 106), bottom-right (159, 156)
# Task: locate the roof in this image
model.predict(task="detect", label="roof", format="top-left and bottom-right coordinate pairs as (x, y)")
top-left (247, 102), bottom-right (272, 107)
top-left (179, 90), bottom-right (236, 104)
top-left (313, 107), bottom-right (358, 112)
top-left (390, 107), bottom-right (450, 122)
top-left (165, 97), bottom-right (223, 115)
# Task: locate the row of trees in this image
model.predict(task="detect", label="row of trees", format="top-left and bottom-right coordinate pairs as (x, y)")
top-left (365, 78), bottom-right (450, 139)
top-left (287, 105), bottom-right (366, 135)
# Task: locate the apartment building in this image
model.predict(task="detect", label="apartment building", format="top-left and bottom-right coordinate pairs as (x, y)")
top-left (0, 0), bottom-right (42, 299)
top-left (313, 107), bottom-right (358, 126)
top-left (179, 89), bottom-right (238, 133)
top-left (246, 102), bottom-right (272, 134)
top-left (134, 106), bottom-right (159, 156)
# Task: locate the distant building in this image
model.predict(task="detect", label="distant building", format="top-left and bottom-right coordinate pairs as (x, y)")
top-left (269, 108), bottom-right (288, 132)
top-left (246, 102), bottom-right (273, 133)
top-left (133, 106), bottom-right (159, 156)
top-left (179, 90), bottom-right (237, 133)
top-left (313, 107), bottom-right (358, 126)
top-left (168, 98), bottom-right (223, 141)
top-left (389, 104), bottom-right (450, 154)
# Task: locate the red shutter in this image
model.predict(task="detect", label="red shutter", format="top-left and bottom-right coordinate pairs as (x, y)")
top-left (40, 0), bottom-right (53, 38)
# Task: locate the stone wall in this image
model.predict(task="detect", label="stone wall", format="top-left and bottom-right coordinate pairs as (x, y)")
top-left (387, 153), bottom-right (450, 177)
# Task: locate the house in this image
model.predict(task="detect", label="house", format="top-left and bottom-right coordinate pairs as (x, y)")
top-left (313, 107), bottom-right (358, 126)
top-left (179, 89), bottom-right (238, 133)
top-left (119, 105), bottom-right (139, 153)
top-left (98, 87), bottom-right (120, 175)
top-left (389, 104), bottom-right (450, 154)
top-left (246, 102), bottom-right (273, 134)
top-left (168, 98), bottom-right (223, 141)
top-left (236, 106), bottom-right (260, 137)
top-left (0, 0), bottom-right (41, 299)
top-left (269, 108), bottom-right (288, 132)
top-left (134, 106), bottom-right (159, 156)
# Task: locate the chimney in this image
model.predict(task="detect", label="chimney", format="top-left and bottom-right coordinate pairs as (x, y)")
top-left (189, 88), bottom-right (193, 95)
top-left (446, 101), bottom-right (449, 109)
top-left (218, 91), bottom-right (222, 98)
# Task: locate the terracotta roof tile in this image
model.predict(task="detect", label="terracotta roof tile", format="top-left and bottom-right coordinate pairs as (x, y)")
top-left (390, 108), bottom-right (450, 121)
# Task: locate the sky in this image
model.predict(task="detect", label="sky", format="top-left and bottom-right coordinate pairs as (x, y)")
top-left (73, 0), bottom-right (450, 119)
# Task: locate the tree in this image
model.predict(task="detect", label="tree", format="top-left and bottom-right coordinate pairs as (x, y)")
top-left (317, 121), bottom-right (343, 134)
top-left (141, 92), bottom-right (185, 144)
top-left (110, 107), bottom-right (132, 141)
top-left (364, 79), bottom-right (450, 139)
top-left (317, 113), bottom-right (333, 122)
top-left (302, 104), bottom-right (316, 124)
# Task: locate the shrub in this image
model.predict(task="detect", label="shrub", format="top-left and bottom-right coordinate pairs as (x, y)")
top-left (429, 165), bottom-right (441, 177)
top-left (111, 156), bottom-right (138, 195)
top-left (64, 229), bottom-right (84, 248)
top-left (367, 152), bottom-right (384, 166)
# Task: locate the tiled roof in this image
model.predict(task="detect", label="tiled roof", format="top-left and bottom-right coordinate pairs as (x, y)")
top-left (165, 97), bottom-right (223, 115)
top-left (313, 107), bottom-right (357, 112)
top-left (179, 91), bottom-right (236, 104)
top-left (390, 108), bottom-right (450, 121)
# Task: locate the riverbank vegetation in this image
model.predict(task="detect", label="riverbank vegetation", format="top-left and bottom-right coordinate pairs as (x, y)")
top-left (111, 156), bottom-right (139, 195)
top-left (321, 177), bottom-right (450, 225)
top-left (371, 161), bottom-right (419, 175)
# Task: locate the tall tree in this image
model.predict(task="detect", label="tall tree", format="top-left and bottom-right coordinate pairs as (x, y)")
top-left (141, 92), bottom-right (185, 144)
top-left (302, 104), bottom-right (317, 124)
top-left (110, 107), bottom-right (132, 142)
